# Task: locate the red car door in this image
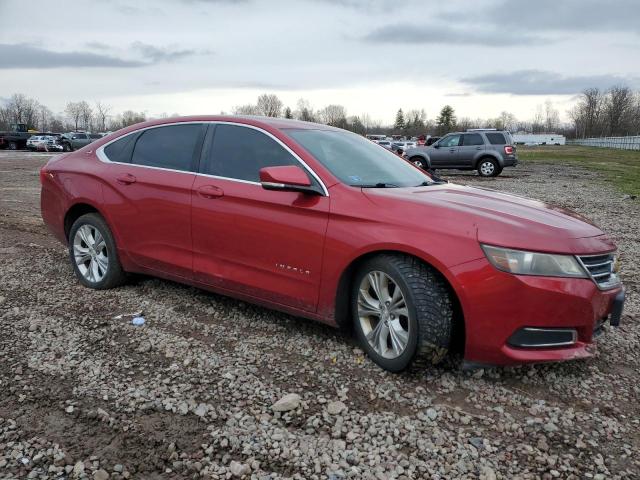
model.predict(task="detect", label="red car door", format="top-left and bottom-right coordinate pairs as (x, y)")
top-left (100, 123), bottom-right (206, 279)
top-left (191, 123), bottom-right (329, 312)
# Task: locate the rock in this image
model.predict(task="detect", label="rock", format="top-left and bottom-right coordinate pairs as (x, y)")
top-left (66, 405), bottom-right (75, 414)
top-left (94, 469), bottom-right (110, 480)
top-left (469, 437), bottom-right (484, 450)
top-left (113, 464), bottom-right (124, 473)
top-left (229, 460), bottom-right (251, 477)
top-left (272, 393), bottom-right (301, 412)
top-left (72, 461), bottom-right (85, 476)
top-left (194, 403), bottom-right (208, 417)
top-left (544, 422), bottom-right (558, 433)
top-left (327, 401), bottom-right (347, 415)
top-left (426, 408), bottom-right (438, 421)
top-left (480, 466), bottom-right (497, 480)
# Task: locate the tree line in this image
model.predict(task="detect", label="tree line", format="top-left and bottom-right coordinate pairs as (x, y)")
top-left (2, 86), bottom-right (639, 138)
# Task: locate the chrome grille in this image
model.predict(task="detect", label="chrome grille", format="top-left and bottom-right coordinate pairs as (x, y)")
top-left (577, 253), bottom-right (620, 290)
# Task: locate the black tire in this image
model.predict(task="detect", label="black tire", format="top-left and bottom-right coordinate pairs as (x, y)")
top-left (8, 142), bottom-right (17, 150)
top-left (63, 142), bottom-right (72, 152)
top-left (68, 213), bottom-right (126, 289)
top-left (351, 254), bottom-right (453, 372)
top-left (477, 158), bottom-right (499, 177)
top-left (410, 156), bottom-right (426, 169)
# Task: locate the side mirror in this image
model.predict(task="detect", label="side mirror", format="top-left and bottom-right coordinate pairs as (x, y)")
top-left (259, 165), bottom-right (322, 195)
top-left (433, 144), bottom-right (440, 148)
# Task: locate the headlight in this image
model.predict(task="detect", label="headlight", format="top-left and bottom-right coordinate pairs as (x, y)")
top-left (481, 244), bottom-right (588, 278)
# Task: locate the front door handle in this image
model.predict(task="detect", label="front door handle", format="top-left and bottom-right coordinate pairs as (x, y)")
top-left (476, 147), bottom-right (482, 150)
top-left (449, 148), bottom-right (456, 153)
top-left (116, 173), bottom-right (137, 185)
top-left (197, 185), bottom-right (224, 199)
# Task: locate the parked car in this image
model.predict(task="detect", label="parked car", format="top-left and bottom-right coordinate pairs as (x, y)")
top-left (405, 130), bottom-right (517, 176)
top-left (377, 140), bottom-right (392, 150)
top-left (27, 135), bottom-right (47, 151)
top-left (59, 132), bottom-right (102, 151)
top-left (37, 136), bottom-right (64, 152)
top-left (40, 116), bottom-right (624, 372)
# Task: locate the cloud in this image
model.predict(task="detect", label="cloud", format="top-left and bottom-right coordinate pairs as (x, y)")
top-left (131, 42), bottom-right (207, 62)
top-left (461, 70), bottom-right (640, 95)
top-left (85, 41), bottom-right (111, 50)
top-left (482, 0), bottom-right (640, 34)
top-left (0, 43), bottom-right (210, 70)
top-left (0, 43), bottom-right (146, 69)
top-left (445, 92), bottom-right (471, 97)
top-left (362, 24), bottom-right (549, 46)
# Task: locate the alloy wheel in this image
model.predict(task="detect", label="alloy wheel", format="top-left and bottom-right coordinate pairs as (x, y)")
top-left (73, 224), bottom-right (109, 283)
top-left (480, 161), bottom-right (495, 176)
top-left (357, 271), bottom-right (410, 359)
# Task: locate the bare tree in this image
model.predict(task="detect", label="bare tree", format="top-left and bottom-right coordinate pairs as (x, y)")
top-left (232, 104), bottom-right (260, 115)
top-left (77, 101), bottom-right (93, 130)
top-left (65, 102), bottom-right (83, 131)
top-left (318, 104), bottom-right (347, 127)
top-left (295, 98), bottom-right (315, 122)
top-left (544, 100), bottom-right (560, 132)
top-left (95, 101), bottom-right (111, 132)
top-left (256, 94), bottom-right (283, 117)
top-left (604, 85), bottom-right (634, 136)
top-left (37, 105), bottom-right (54, 132)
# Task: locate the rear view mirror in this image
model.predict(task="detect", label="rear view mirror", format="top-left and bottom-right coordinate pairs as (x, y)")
top-left (259, 165), bottom-right (322, 195)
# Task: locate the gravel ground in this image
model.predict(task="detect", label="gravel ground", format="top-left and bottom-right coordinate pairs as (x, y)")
top-left (0, 151), bottom-right (638, 479)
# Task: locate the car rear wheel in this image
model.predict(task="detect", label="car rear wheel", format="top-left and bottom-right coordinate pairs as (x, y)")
top-left (352, 254), bottom-right (453, 372)
top-left (63, 143), bottom-right (72, 152)
top-left (478, 158), bottom-right (499, 177)
top-left (68, 213), bottom-right (126, 289)
top-left (8, 142), bottom-right (17, 150)
top-left (410, 156), bottom-right (425, 169)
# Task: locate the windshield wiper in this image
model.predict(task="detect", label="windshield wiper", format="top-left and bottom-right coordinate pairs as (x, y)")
top-left (416, 179), bottom-right (447, 186)
top-left (359, 182), bottom-right (401, 188)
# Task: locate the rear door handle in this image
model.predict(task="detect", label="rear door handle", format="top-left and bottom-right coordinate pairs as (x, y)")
top-left (116, 173), bottom-right (136, 185)
top-left (475, 147), bottom-right (482, 150)
top-left (197, 184), bottom-right (224, 199)
top-left (449, 148), bottom-right (456, 153)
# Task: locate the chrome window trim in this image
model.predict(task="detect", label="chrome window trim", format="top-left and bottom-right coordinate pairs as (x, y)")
top-left (95, 120), bottom-right (329, 196)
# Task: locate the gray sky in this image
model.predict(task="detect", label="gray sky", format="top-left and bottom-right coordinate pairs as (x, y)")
top-left (1, 0), bottom-right (638, 123)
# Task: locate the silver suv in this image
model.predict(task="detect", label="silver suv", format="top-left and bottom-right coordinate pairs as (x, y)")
top-left (405, 130), bottom-right (518, 177)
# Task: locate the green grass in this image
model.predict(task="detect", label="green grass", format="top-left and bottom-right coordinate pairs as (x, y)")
top-left (519, 145), bottom-right (640, 197)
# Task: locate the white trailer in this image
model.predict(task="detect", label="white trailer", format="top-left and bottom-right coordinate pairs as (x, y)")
top-left (512, 133), bottom-right (566, 146)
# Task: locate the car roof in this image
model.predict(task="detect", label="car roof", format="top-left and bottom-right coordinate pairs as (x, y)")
top-left (122, 115), bottom-right (339, 133)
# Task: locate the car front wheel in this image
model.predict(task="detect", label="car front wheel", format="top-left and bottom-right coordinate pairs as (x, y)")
top-left (352, 254), bottom-right (453, 372)
top-left (68, 213), bottom-right (126, 289)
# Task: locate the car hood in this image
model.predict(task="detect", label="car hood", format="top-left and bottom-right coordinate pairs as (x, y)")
top-left (362, 183), bottom-right (615, 254)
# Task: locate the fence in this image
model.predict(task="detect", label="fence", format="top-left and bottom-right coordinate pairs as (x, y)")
top-left (568, 135), bottom-right (640, 150)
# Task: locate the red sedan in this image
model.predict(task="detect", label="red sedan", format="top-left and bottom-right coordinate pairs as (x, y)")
top-left (40, 116), bottom-right (625, 372)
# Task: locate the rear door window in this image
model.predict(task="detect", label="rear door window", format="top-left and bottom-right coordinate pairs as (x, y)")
top-left (131, 124), bottom-right (204, 172)
top-left (462, 133), bottom-right (484, 146)
top-left (486, 133), bottom-right (507, 145)
top-left (104, 133), bottom-right (140, 164)
top-left (203, 124), bottom-right (299, 182)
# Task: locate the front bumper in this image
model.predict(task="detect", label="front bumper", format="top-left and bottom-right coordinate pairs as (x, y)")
top-left (451, 258), bottom-right (624, 366)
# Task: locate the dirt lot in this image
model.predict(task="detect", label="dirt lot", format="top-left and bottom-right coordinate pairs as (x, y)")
top-left (0, 150), bottom-right (638, 479)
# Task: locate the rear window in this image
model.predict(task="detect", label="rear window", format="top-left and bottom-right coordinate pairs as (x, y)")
top-left (104, 133), bottom-right (139, 164)
top-left (486, 133), bottom-right (507, 145)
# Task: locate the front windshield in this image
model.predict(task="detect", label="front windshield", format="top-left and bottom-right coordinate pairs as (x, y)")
top-left (286, 129), bottom-right (434, 187)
